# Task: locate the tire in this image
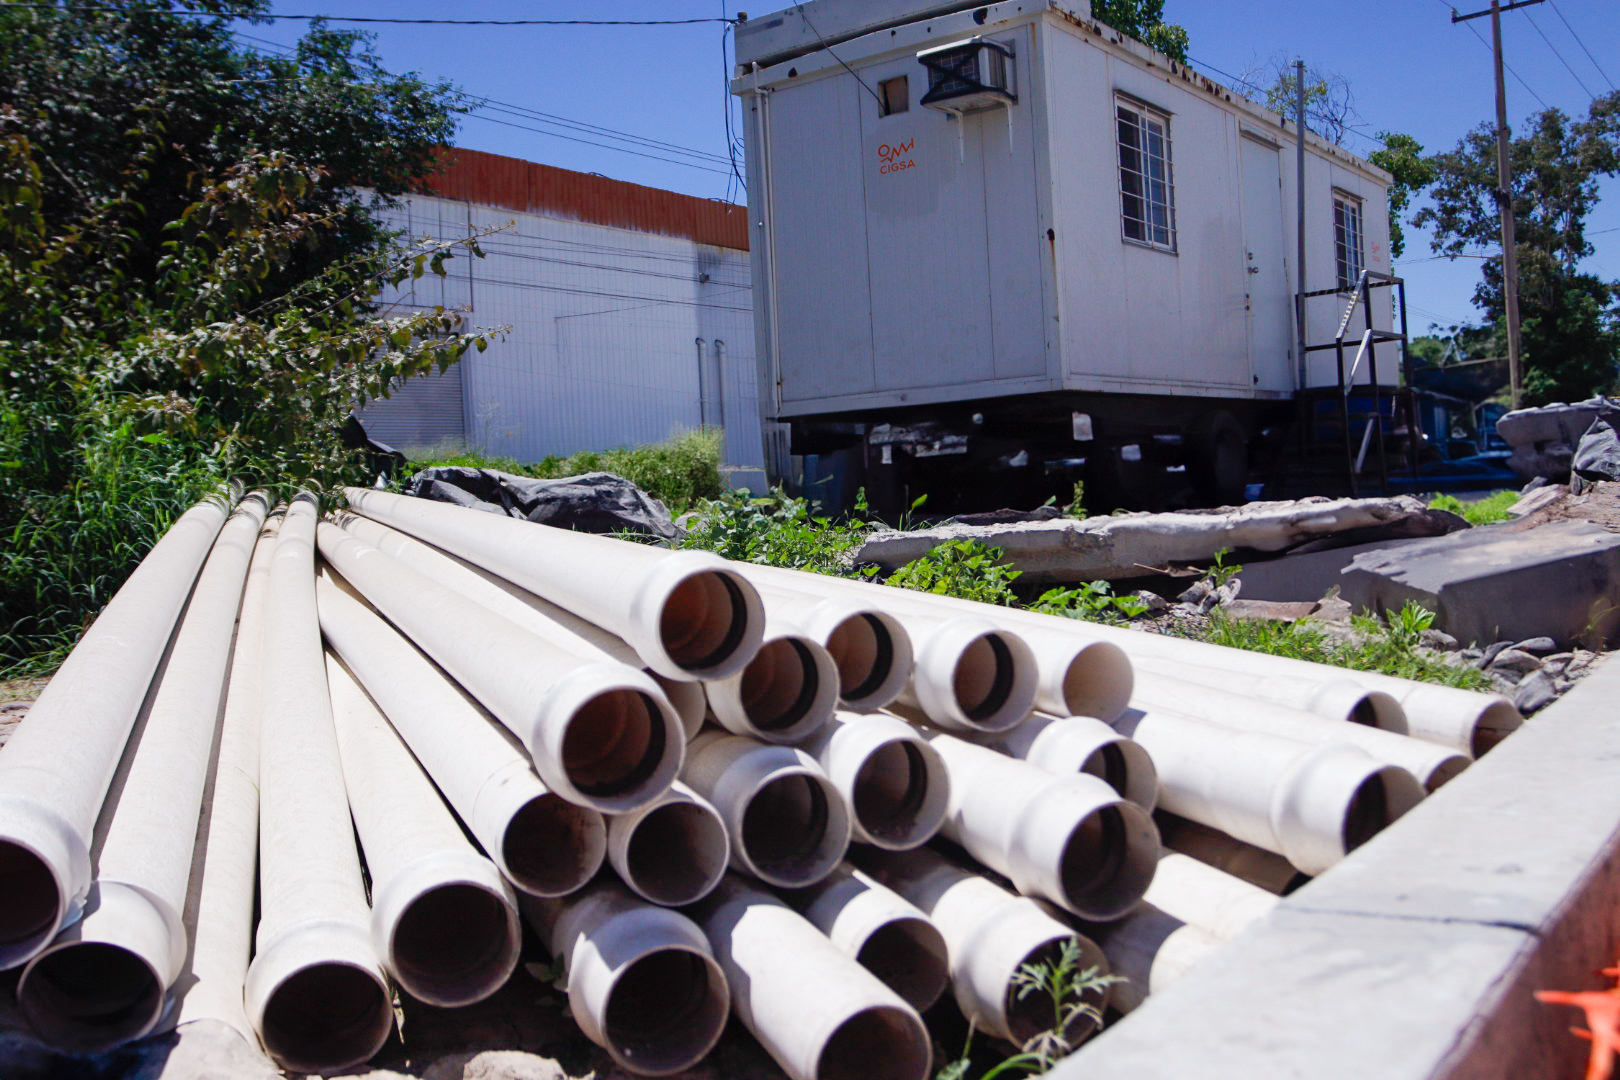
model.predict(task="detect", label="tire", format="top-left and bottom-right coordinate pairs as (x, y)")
top-left (1186, 410), bottom-right (1250, 506)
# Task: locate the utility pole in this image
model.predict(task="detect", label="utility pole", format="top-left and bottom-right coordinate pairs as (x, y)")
top-left (1452, 0), bottom-right (1544, 412)
top-left (1295, 59), bottom-right (1308, 393)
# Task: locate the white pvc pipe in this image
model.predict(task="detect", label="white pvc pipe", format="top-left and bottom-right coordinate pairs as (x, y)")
top-left (245, 495), bottom-right (393, 1075)
top-left (1134, 656), bottom-right (1405, 731)
top-left (343, 487), bottom-right (766, 681)
top-left (606, 782), bottom-right (729, 907)
top-left (326, 654), bottom-right (521, 1006)
top-left (1081, 902), bottom-right (1227, 1013)
top-left (1131, 678), bottom-right (1469, 792)
top-left (924, 731), bottom-right (1159, 921)
top-left (331, 512), bottom-right (707, 739)
top-left (1113, 706), bottom-right (1425, 876)
top-left (16, 494), bottom-right (268, 1052)
top-left (1155, 814), bottom-right (1312, 896)
top-left (784, 863), bottom-right (950, 1013)
top-left (801, 712), bottom-right (949, 850)
top-left (315, 577), bottom-right (606, 897)
top-left (1143, 852), bottom-right (1281, 943)
top-left (0, 494), bottom-right (229, 970)
top-left (316, 525), bottom-right (683, 814)
top-left (851, 845), bottom-right (1109, 1047)
top-left (174, 507), bottom-right (283, 1041)
top-left (689, 875), bottom-right (932, 1080)
top-left (704, 620), bottom-right (839, 743)
top-left (680, 731), bottom-right (851, 888)
top-left (736, 562), bottom-right (1135, 723)
top-left (523, 882), bottom-right (731, 1076)
top-left (991, 713), bottom-right (1158, 811)
top-left (747, 579), bottom-right (914, 712)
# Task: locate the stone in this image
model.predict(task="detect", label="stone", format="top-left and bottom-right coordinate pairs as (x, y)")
top-left (1177, 579), bottom-right (1213, 605)
top-left (1134, 590), bottom-right (1170, 615)
top-left (1489, 649), bottom-right (1544, 675)
top-left (1478, 641), bottom-right (1514, 668)
top-left (1511, 636), bottom-right (1558, 655)
top-left (1221, 599), bottom-right (1319, 622)
top-left (1572, 416), bottom-right (1620, 481)
top-left (1309, 594), bottom-right (1354, 623)
top-left (1420, 629), bottom-right (1460, 651)
top-left (1513, 669), bottom-right (1558, 714)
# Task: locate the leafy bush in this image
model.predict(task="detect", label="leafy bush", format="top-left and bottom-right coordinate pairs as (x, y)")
top-left (887, 540), bottom-right (1021, 605)
top-left (679, 488), bottom-right (869, 574)
top-left (1029, 581), bottom-right (1149, 624)
top-left (1428, 490), bottom-right (1519, 526)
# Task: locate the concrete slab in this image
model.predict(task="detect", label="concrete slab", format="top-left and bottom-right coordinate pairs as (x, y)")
top-left (1341, 519), bottom-right (1620, 647)
top-left (1234, 536), bottom-right (1427, 606)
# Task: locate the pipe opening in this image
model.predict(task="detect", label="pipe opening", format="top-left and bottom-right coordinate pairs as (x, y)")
top-left (1005, 939), bottom-right (1105, 1046)
top-left (660, 572), bottom-right (748, 672)
top-left (1341, 773), bottom-right (1395, 853)
top-left (1059, 804), bottom-right (1156, 919)
top-left (854, 918), bottom-right (950, 1013)
top-left (852, 742), bottom-right (930, 846)
top-left (562, 691), bottom-right (668, 798)
top-left (503, 795), bottom-right (604, 896)
top-left (1082, 744), bottom-right (1131, 800)
top-left (1424, 755), bottom-right (1470, 792)
top-left (741, 773), bottom-right (839, 884)
top-left (626, 801), bottom-right (728, 906)
top-left (603, 947), bottom-right (729, 1074)
top-left (739, 638), bottom-right (821, 733)
top-left (825, 614), bottom-right (892, 704)
top-left (1059, 642), bottom-right (1133, 720)
top-left (0, 841), bottom-right (60, 967)
top-left (1350, 696), bottom-right (1381, 727)
top-left (816, 1005), bottom-right (929, 1080)
top-left (259, 962), bottom-right (393, 1075)
top-left (391, 883), bottom-right (516, 1005)
top-left (18, 942), bottom-right (162, 1053)
top-left (1472, 700), bottom-right (1524, 757)
top-left (955, 633), bottom-right (1015, 722)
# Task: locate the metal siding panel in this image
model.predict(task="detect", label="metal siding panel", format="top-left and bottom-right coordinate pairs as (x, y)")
top-left (355, 365), bottom-right (466, 451)
top-left (981, 25), bottom-right (1047, 381)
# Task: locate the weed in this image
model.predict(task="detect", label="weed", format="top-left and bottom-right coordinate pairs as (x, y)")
top-left (1029, 581), bottom-right (1147, 624)
top-left (888, 540), bottom-right (1021, 605)
top-left (1428, 490), bottom-right (1519, 526)
top-left (1066, 481), bottom-right (1088, 520)
top-left (1204, 547), bottom-right (1242, 589)
top-left (679, 488), bottom-right (869, 575)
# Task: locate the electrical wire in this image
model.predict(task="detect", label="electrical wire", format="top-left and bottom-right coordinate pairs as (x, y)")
top-left (1525, 11), bottom-right (1596, 100)
top-left (798, 6), bottom-right (884, 109)
top-left (1548, 0), bottom-right (1617, 91)
top-left (0, 5), bottom-right (736, 26)
top-left (1433, 0), bottom-right (1551, 109)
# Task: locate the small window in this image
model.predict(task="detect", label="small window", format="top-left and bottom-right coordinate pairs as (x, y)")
top-left (879, 76), bottom-right (910, 117)
top-left (1334, 192), bottom-right (1365, 291)
top-left (1116, 98), bottom-right (1176, 252)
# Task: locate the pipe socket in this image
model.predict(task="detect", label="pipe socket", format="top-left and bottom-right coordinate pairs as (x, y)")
top-left (704, 623), bottom-right (839, 743)
top-left (523, 883), bottom-right (730, 1076)
top-left (925, 732), bottom-right (1159, 920)
top-left (607, 782), bottom-right (729, 906)
top-left (892, 614), bottom-right (1039, 734)
top-left (852, 845), bottom-right (1109, 1047)
top-left (243, 919), bottom-right (394, 1076)
top-left (681, 731), bottom-right (851, 888)
top-left (994, 713), bottom-right (1158, 810)
top-left (1144, 852), bottom-right (1281, 942)
top-left (783, 863), bottom-right (950, 1013)
top-left (746, 582), bottom-right (914, 712)
top-left (690, 876), bottom-right (931, 1080)
top-left (802, 712), bottom-right (949, 850)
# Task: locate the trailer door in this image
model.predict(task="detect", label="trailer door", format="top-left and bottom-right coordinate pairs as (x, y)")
top-left (1240, 134), bottom-right (1292, 392)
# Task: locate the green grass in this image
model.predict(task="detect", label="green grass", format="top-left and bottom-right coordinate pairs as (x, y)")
top-left (1428, 489), bottom-right (1519, 526)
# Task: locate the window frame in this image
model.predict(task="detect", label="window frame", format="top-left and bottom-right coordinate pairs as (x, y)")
top-left (878, 75), bottom-right (910, 117)
top-left (1114, 95), bottom-right (1178, 254)
top-left (1333, 190), bottom-right (1365, 292)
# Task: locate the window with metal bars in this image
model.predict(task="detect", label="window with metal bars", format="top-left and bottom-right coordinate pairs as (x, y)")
top-left (1334, 192), bottom-right (1364, 291)
top-left (1115, 98), bottom-right (1176, 252)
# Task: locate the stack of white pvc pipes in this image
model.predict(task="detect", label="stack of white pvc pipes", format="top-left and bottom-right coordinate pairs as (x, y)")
top-left (0, 486), bottom-right (1522, 1078)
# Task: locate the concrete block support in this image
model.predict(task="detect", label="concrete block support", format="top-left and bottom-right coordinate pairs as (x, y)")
top-left (1055, 655), bottom-right (1620, 1080)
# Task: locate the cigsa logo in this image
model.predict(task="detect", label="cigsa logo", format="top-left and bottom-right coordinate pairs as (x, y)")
top-left (877, 138), bottom-right (917, 175)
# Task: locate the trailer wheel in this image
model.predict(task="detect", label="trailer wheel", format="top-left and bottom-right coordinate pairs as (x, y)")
top-left (1186, 410), bottom-right (1249, 506)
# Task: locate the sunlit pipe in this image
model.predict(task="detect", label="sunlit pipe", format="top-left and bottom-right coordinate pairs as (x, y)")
top-left (689, 875), bottom-right (932, 1080)
top-left (16, 495), bottom-right (267, 1052)
top-left (990, 713), bottom-right (1158, 811)
top-left (1130, 678), bottom-right (1468, 792)
top-left (733, 563), bottom-right (1520, 756)
top-left (922, 732), bottom-right (1158, 921)
top-left (522, 882), bottom-right (730, 1077)
top-left (1078, 902), bottom-right (1227, 1013)
top-left (343, 487), bottom-right (766, 681)
top-left (680, 731), bottom-right (851, 888)
top-left (606, 782), bottom-right (728, 907)
top-left (1154, 813), bottom-right (1312, 896)
top-left (733, 563), bottom-right (1134, 723)
top-left (745, 579), bottom-right (914, 712)
top-left (315, 577), bottom-right (605, 897)
top-left (245, 495), bottom-right (392, 1075)
top-left (1114, 706), bottom-right (1424, 876)
top-left (174, 507), bottom-right (283, 1040)
top-left (800, 712), bottom-right (948, 850)
top-left (1133, 657), bottom-right (1405, 731)
top-left (0, 494), bottom-right (230, 971)
top-left (315, 525), bottom-right (683, 814)
top-left (704, 621), bottom-right (839, 743)
top-left (331, 513), bottom-right (706, 739)
top-left (326, 655), bottom-right (521, 1006)
top-left (782, 863), bottom-right (950, 1013)
top-left (851, 845), bottom-right (1110, 1047)
top-left (1143, 852), bottom-right (1281, 943)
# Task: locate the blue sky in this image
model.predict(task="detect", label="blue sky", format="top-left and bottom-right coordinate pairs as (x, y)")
top-left (230, 0), bottom-right (1620, 338)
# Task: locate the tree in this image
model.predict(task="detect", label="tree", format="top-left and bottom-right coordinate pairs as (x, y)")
top-left (1091, 0), bottom-right (1189, 65)
top-left (1243, 59), bottom-right (1360, 146)
top-left (1367, 132), bottom-right (1436, 260)
top-left (1415, 92), bottom-right (1620, 406)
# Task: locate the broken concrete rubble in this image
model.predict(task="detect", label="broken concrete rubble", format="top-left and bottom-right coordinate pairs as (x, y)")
top-left (1494, 396), bottom-right (1620, 481)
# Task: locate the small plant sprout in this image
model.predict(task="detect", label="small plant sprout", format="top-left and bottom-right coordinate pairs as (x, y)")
top-left (1205, 547), bottom-right (1242, 589)
top-left (888, 539), bottom-right (1022, 605)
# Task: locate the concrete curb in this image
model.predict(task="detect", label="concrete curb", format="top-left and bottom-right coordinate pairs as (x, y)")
top-left (1057, 654), bottom-right (1620, 1079)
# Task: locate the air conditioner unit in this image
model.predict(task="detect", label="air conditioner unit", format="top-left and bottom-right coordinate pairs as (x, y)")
top-left (917, 37), bottom-right (1015, 113)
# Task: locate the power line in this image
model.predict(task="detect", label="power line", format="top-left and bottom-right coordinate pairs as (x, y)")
top-left (463, 111), bottom-right (732, 177)
top-left (1436, 0), bottom-right (1551, 108)
top-left (1548, 0), bottom-right (1617, 91)
top-left (1, 5), bottom-right (735, 26)
top-left (471, 101), bottom-right (731, 167)
top-left (798, 6), bottom-right (883, 109)
top-left (1525, 11), bottom-right (1596, 100)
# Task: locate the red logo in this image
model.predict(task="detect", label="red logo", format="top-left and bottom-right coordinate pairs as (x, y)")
top-left (877, 138), bottom-right (917, 175)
